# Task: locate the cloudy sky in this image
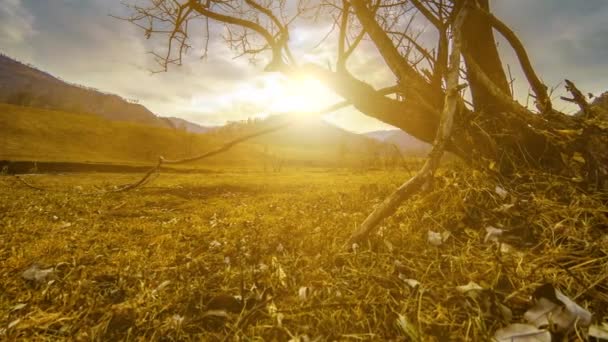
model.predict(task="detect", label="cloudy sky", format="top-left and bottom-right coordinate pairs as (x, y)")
top-left (1, 0), bottom-right (607, 132)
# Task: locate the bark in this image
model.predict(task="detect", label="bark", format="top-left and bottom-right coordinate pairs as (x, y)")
top-left (459, 0), bottom-right (511, 112)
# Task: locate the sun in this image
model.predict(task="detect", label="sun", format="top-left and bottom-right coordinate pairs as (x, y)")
top-left (267, 75), bottom-right (334, 114)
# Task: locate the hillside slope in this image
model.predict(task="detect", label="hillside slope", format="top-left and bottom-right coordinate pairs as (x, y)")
top-left (164, 117), bottom-right (217, 134)
top-left (0, 54), bottom-right (170, 128)
top-left (207, 115), bottom-right (390, 163)
top-left (0, 104), bottom-right (386, 167)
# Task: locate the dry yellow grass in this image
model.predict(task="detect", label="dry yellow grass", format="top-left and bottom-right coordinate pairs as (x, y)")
top-left (1, 166), bottom-right (606, 340)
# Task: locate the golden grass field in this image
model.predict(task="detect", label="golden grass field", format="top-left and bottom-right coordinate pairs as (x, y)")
top-left (1, 167), bottom-right (606, 340)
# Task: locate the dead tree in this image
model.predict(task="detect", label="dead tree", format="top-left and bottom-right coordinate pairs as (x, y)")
top-left (121, 0), bottom-right (608, 243)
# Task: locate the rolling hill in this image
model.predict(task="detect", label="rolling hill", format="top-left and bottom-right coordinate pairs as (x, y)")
top-left (164, 116), bottom-right (217, 134)
top-left (0, 104), bottom-right (388, 168)
top-left (0, 54), bottom-right (171, 128)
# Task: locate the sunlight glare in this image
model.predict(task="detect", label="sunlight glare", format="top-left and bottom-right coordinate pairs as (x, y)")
top-left (268, 75), bottom-right (332, 115)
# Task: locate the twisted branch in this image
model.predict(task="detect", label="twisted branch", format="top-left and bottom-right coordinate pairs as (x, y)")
top-left (347, 1), bottom-right (468, 245)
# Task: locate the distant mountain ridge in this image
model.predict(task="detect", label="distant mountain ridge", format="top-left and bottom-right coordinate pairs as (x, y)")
top-left (365, 129), bottom-right (431, 156)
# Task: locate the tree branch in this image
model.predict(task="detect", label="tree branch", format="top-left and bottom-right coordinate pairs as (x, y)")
top-left (470, 4), bottom-right (552, 113)
top-left (347, 1), bottom-right (468, 245)
top-left (350, 0), bottom-right (438, 108)
top-left (187, 0), bottom-right (285, 70)
top-left (561, 79), bottom-right (590, 117)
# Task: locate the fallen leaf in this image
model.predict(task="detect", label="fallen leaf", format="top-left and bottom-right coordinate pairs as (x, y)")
top-left (171, 314), bottom-right (184, 326)
top-left (524, 284), bottom-right (592, 332)
top-left (428, 230), bottom-right (450, 246)
top-left (572, 152), bottom-right (586, 164)
top-left (589, 323), bottom-right (608, 340)
top-left (495, 203), bottom-right (515, 212)
top-left (494, 323), bottom-right (551, 342)
top-left (398, 275), bottom-right (420, 289)
top-left (202, 310), bottom-right (229, 318)
top-left (457, 281), bottom-right (483, 293)
top-left (22, 264), bottom-right (54, 283)
top-left (10, 303), bottom-right (27, 312)
top-left (396, 314), bottom-right (420, 340)
top-left (272, 256), bottom-right (287, 287)
top-left (495, 185), bottom-right (508, 199)
top-left (298, 287), bottom-right (310, 301)
top-left (8, 319), bottom-right (21, 330)
top-left (500, 243), bottom-right (514, 254)
top-left (484, 226), bottom-right (504, 243)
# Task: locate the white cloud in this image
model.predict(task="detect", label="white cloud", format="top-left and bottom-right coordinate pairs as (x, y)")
top-left (3, 1), bottom-right (607, 132)
top-left (0, 0), bottom-right (36, 45)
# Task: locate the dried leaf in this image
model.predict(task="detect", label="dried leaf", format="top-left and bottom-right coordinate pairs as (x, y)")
top-left (396, 314), bottom-right (420, 340)
top-left (484, 226), bottom-right (504, 243)
top-left (589, 323), bottom-right (608, 340)
top-left (398, 274), bottom-right (420, 289)
top-left (572, 152), bottom-right (586, 164)
top-left (202, 310), bottom-right (229, 318)
top-left (10, 303), bottom-right (27, 312)
top-left (494, 323), bottom-right (551, 342)
top-left (495, 185), bottom-right (508, 199)
top-left (22, 264), bottom-right (54, 283)
top-left (500, 243), bottom-right (514, 254)
top-left (272, 256), bottom-right (287, 287)
top-left (524, 284), bottom-right (592, 332)
top-left (495, 203), bottom-right (515, 213)
top-left (428, 230), bottom-right (449, 246)
top-left (8, 319), bottom-right (21, 330)
top-left (457, 281), bottom-right (483, 293)
top-left (298, 286), bottom-right (310, 301)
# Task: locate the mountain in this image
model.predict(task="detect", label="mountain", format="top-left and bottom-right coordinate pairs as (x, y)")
top-left (365, 129), bottom-right (431, 156)
top-left (0, 104), bottom-right (389, 167)
top-left (0, 54), bottom-right (171, 128)
top-left (163, 117), bottom-right (217, 134)
top-left (213, 114), bottom-right (386, 152)
top-left (204, 114), bottom-right (390, 163)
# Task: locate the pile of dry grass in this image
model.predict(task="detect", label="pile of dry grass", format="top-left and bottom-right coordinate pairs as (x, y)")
top-left (0, 167), bottom-right (606, 340)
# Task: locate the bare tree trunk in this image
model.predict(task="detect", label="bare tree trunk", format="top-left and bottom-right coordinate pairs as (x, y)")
top-left (459, 0), bottom-right (511, 112)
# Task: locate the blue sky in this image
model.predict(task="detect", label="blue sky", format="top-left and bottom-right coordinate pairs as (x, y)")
top-left (1, 0), bottom-right (607, 132)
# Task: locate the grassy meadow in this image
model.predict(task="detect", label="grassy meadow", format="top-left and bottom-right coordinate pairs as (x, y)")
top-left (1, 166), bottom-right (606, 340)
top-left (0, 104), bottom-right (388, 169)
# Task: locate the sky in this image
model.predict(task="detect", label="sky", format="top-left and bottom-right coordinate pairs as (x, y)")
top-left (1, 0), bottom-right (607, 132)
